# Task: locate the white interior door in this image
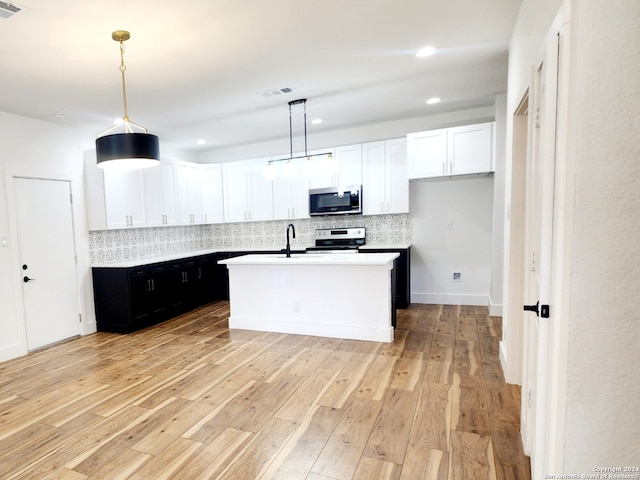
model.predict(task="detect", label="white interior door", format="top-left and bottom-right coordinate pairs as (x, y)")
top-left (14, 177), bottom-right (80, 350)
top-left (521, 32), bottom-right (559, 478)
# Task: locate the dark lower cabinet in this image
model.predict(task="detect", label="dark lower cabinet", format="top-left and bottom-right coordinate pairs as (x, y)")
top-left (93, 253), bottom-right (220, 333)
top-left (363, 247), bottom-right (411, 309)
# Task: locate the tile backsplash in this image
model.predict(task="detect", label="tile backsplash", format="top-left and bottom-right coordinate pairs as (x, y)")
top-left (89, 214), bottom-right (411, 265)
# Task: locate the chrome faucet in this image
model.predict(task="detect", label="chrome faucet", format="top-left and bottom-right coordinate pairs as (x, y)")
top-left (285, 223), bottom-right (296, 258)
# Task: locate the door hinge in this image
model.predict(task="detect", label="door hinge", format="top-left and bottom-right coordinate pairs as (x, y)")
top-left (78, 313), bottom-right (82, 323)
top-left (527, 389), bottom-right (533, 407)
top-left (70, 193), bottom-right (73, 204)
top-left (534, 107), bottom-right (541, 128)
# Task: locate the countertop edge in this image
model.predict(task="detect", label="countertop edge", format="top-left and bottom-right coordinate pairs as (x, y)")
top-left (92, 245), bottom-right (411, 268)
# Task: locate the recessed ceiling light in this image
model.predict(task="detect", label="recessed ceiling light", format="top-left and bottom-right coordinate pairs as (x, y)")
top-left (197, 139), bottom-right (207, 145)
top-left (426, 97), bottom-right (441, 105)
top-left (416, 45), bottom-right (436, 58)
top-left (311, 118), bottom-right (322, 125)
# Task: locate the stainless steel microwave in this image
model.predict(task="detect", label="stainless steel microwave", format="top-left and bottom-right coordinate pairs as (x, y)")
top-left (309, 185), bottom-right (362, 216)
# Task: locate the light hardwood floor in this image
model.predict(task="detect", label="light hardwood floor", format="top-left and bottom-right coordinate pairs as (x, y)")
top-left (0, 302), bottom-right (530, 480)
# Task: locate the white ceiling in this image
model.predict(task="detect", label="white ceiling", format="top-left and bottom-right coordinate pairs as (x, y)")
top-left (0, 0), bottom-right (521, 153)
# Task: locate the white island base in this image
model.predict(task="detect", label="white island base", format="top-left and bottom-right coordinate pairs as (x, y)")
top-left (219, 253), bottom-right (399, 343)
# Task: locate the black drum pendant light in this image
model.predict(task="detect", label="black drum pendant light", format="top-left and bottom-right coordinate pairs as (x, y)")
top-left (95, 30), bottom-right (160, 169)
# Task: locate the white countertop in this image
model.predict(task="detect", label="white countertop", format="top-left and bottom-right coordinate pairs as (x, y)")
top-left (219, 252), bottom-right (399, 266)
top-left (359, 244), bottom-right (412, 250)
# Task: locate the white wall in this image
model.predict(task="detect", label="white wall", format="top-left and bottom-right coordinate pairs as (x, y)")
top-left (506, 0), bottom-right (640, 473)
top-left (0, 111), bottom-right (93, 361)
top-left (562, 0), bottom-right (640, 470)
top-left (490, 95), bottom-right (507, 315)
top-left (410, 176), bottom-right (494, 305)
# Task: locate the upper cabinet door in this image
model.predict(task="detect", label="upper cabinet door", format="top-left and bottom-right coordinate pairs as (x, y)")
top-left (385, 138), bottom-right (409, 214)
top-left (144, 160), bottom-right (179, 227)
top-left (176, 162), bottom-right (203, 224)
top-left (448, 123), bottom-right (493, 175)
top-left (222, 161), bottom-right (250, 223)
top-left (407, 129), bottom-right (447, 179)
top-left (362, 141), bottom-right (386, 215)
top-left (200, 164), bottom-right (224, 224)
top-left (272, 156), bottom-right (310, 220)
top-left (247, 158), bottom-right (274, 222)
top-left (334, 144), bottom-right (363, 188)
top-left (103, 168), bottom-right (146, 228)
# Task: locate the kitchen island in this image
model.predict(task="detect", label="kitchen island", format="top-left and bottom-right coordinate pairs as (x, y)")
top-left (219, 252), bottom-right (399, 342)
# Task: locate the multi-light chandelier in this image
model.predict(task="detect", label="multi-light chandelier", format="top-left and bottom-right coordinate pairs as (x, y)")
top-left (265, 98), bottom-right (333, 179)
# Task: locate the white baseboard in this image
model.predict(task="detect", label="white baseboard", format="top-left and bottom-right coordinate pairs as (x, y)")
top-left (500, 340), bottom-right (521, 386)
top-left (410, 292), bottom-right (489, 306)
top-left (489, 303), bottom-right (503, 316)
top-left (0, 343), bottom-right (27, 363)
top-left (82, 321), bottom-right (97, 335)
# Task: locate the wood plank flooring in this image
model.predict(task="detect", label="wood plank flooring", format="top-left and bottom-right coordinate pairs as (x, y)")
top-left (0, 302), bottom-right (531, 479)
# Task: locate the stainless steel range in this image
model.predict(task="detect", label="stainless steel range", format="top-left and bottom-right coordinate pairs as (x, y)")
top-left (305, 227), bottom-right (366, 254)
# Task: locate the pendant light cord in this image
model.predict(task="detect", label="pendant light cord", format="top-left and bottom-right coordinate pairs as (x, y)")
top-left (119, 40), bottom-right (130, 129)
top-left (288, 99), bottom-right (309, 159)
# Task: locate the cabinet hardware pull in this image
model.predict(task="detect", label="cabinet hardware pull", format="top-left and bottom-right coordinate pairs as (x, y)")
top-left (198, 268), bottom-right (202, 279)
top-left (151, 279), bottom-right (155, 291)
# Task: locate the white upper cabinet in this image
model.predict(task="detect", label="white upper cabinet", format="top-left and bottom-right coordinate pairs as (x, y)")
top-left (362, 138), bottom-right (409, 215)
top-left (222, 158), bottom-right (274, 223)
top-left (385, 138), bottom-right (409, 214)
top-left (272, 156), bottom-right (310, 220)
top-left (176, 161), bottom-right (204, 224)
top-left (103, 168), bottom-right (147, 229)
top-left (407, 122), bottom-right (494, 179)
top-left (247, 158), bottom-right (274, 222)
top-left (407, 129), bottom-right (447, 179)
top-left (200, 163), bottom-right (224, 224)
top-left (308, 145), bottom-right (362, 189)
top-left (447, 123), bottom-right (493, 175)
top-left (144, 160), bottom-right (179, 227)
top-left (222, 161), bottom-right (250, 223)
top-left (334, 144), bottom-right (363, 188)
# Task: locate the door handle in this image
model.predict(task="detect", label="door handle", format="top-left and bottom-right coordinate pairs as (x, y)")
top-left (23, 276), bottom-right (36, 282)
top-left (523, 301), bottom-right (539, 316)
top-left (523, 301), bottom-right (550, 318)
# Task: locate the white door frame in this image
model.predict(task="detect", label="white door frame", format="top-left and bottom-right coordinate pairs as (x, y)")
top-left (5, 167), bottom-right (85, 355)
top-left (517, 10), bottom-right (570, 478)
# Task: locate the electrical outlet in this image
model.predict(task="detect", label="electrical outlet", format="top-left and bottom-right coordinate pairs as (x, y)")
top-left (445, 221), bottom-right (454, 230)
top-left (452, 272), bottom-right (463, 282)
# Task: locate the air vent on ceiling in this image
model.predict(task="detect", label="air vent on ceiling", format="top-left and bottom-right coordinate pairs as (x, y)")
top-left (257, 87), bottom-right (294, 98)
top-left (0, 1), bottom-right (21, 19)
